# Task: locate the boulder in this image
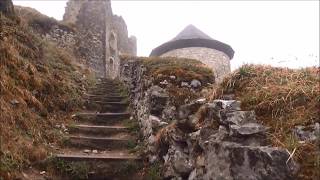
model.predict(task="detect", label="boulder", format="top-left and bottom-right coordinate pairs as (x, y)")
top-left (230, 123), bottom-right (268, 136)
top-left (200, 141), bottom-right (298, 180)
top-left (181, 82), bottom-right (189, 87)
top-left (149, 115), bottom-right (168, 129)
top-left (149, 86), bottom-right (169, 116)
top-left (160, 79), bottom-right (169, 85)
top-left (162, 105), bottom-right (177, 122)
top-left (293, 123), bottom-right (319, 142)
top-left (178, 100), bottom-right (206, 120)
top-left (219, 110), bottom-right (256, 126)
top-left (212, 99), bottom-right (241, 111)
top-left (170, 75), bottom-right (176, 80)
top-left (190, 79), bottom-right (201, 88)
top-left (163, 146), bottom-right (193, 178)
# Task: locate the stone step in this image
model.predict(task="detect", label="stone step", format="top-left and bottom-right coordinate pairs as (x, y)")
top-left (87, 90), bottom-right (124, 95)
top-left (73, 112), bottom-right (130, 125)
top-left (74, 112), bottom-right (130, 120)
top-left (87, 98), bottom-right (128, 103)
top-left (55, 150), bottom-right (142, 180)
top-left (84, 94), bottom-right (128, 99)
top-left (97, 79), bottom-right (121, 83)
top-left (74, 117), bottom-right (128, 126)
top-left (85, 94), bottom-right (128, 98)
top-left (87, 92), bottom-right (124, 96)
top-left (84, 104), bottom-right (128, 113)
top-left (91, 84), bottom-right (122, 88)
top-left (56, 152), bottom-right (139, 162)
top-left (100, 106), bottom-right (128, 113)
top-left (84, 94), bottom-right (128, 102)
top-left (90, 101), bottom-right (128, 106)
top-left (95, 82), bottom-right (121, 85)
top-left (68, 124), bottom-right (129, 136)
top-left (88, 85), bottom-right (123, 90)
top-left (65, 135), bottom-right (135, 150)
top-left (96, 80), bottom-right (120, 83)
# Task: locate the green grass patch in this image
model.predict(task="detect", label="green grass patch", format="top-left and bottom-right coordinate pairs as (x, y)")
top-left (50, 158), bottom-right (89, 180)
top-left (145, 162), bottom-right (162, 180)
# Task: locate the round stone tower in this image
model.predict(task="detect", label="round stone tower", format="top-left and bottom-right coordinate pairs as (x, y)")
top-left (150, 25), bottom-right (234, 82)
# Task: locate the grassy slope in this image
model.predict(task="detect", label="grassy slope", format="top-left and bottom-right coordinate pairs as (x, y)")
top-left (0, 10), bottom-right (94, 179)
top-left (215, 64), bottom-right (319, 180)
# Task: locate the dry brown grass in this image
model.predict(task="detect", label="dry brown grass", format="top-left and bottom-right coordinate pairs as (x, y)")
top-left (214, 64), bottom-right (320, 180)
top-left (121, 55), bottom-right (214, 84)
top-left (0, 13), bottom-right (95, 178)
top-left (14, 6), bottom-right (75, 34)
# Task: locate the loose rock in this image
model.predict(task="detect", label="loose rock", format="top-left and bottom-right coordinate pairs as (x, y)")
top-left (190, 79), bottom-right (201, 88)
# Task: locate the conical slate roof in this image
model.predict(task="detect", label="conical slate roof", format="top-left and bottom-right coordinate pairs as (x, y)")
top-left (150, 24), bottom-right (234, 59)
top-left (171, 25), bottom-right (213, 41)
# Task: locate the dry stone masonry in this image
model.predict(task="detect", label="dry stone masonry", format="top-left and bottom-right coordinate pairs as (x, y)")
top-left (120, 58), bottom-right (299, 180)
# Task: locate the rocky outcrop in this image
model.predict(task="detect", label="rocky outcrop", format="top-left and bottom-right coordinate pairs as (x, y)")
top-left (161, 100), bottom-right (298, 180)
top-left (120, 59), bottom-right (299, 180)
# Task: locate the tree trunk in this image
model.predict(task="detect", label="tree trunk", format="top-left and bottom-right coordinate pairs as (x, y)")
top-left (0, 0), bottom-right (15, 17)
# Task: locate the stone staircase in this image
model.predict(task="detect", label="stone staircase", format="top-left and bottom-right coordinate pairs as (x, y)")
top-left (55, 79), bottom-right (141, 180)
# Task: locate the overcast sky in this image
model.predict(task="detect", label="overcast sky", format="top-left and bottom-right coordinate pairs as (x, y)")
top-left (13, 0), bottom-right (319, 70)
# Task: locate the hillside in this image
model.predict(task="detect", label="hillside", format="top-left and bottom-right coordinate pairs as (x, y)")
top-left (214, 65), bottom-right (320, 179)
top-left (0, 2), bottom-right (318, 180)
top-left (0, 9), bottom-right (94, 179)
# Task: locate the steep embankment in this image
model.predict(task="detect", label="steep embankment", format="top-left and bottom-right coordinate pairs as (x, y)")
top-left (215, 65), bottom-right (320, 179)
top-left (0, 9), bottom-right (94, 179)
top-left (121, 57), bottom-right (318, 179)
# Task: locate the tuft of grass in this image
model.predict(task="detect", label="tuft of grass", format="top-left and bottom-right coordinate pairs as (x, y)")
top-left (15, 6), bottom-right (75, 35)
top-left (123, 119), bottom-right (140, 134)
top-left (50, 158), bottom-right (89, 180)
top-left (214, 64), bottom-right (320, 179)
top-left (127, 140), bottom-right (137, 149)
top-left (115, 161), bottom-right (142, 176)
top-left (145, 162), bottom-right (162, 180)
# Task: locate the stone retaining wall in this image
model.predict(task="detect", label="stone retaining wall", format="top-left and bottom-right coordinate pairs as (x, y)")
top-left (119, 58), bottom-right (298, 180)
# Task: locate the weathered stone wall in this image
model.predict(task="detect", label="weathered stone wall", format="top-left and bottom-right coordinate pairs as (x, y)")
top-left (43, 27), bottom-right (76, 51)
top-left (120, 58), bottom-right (298, 180)
top-left (63, 0), bottom-right (86, 25)
top-left (112, 15), bottom-right (137, 56)
top-left (63, 0), bottom-right (137, 78)
top-left (161, 47), bottom-right (231, 82)
top-left (73, 0), bottom-right (111, 77)
top-left (120, 59), bottom-right (151, 137)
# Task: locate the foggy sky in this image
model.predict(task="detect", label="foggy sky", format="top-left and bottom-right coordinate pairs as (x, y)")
top-left (13, 0), bottom-right (320, 70)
